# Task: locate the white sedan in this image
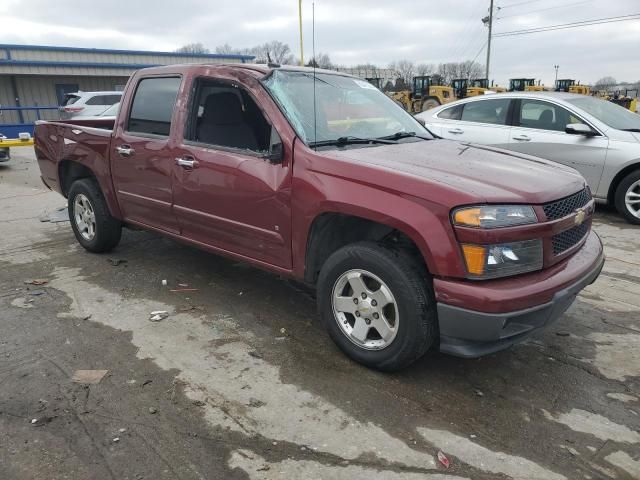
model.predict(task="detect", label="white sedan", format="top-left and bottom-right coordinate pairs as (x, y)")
top-left (416, 92), bottom-right (640, 224)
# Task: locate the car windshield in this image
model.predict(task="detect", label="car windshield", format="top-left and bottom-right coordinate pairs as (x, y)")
top-left (566, 96), bottom-right (640, 131)
top-left (263, 70), bottom-right (432, 146)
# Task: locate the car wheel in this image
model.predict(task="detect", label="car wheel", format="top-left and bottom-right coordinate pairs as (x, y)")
top-left (614, 170), bottom-right (640, 225)
top-left (317, 242), bottom-right (437, 371)
top-left (421, 99), bottom-right (440, 111)
top-left (68, 178), bottom-right (122, 252)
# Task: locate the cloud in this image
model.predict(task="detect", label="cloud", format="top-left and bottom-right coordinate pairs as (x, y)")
top-left (1, 0), bottom-right (639, 85)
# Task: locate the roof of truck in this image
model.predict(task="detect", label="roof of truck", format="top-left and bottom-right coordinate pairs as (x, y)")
top-left (135, 63), bottom-right (355, 78)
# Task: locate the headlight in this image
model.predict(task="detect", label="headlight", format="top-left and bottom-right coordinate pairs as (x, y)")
top-left (461, 239), bottom-right (543, 279)
top-left (453, 205), bottom-right (537, 228)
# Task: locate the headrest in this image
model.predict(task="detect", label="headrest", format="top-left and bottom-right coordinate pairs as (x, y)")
top-left (202, 92), bottom-right (243, 125)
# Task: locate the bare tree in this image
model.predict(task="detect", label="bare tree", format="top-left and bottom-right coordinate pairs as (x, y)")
top-left (594, 76), bottom-right (618, 92)
top-left (415, 63), bottom-right (435, 76)
top-left (307, 53), bottom-right (333, 69)
top-left (217, 41), bottom-right (294, 64)
top-left (176, 43), bottom-right (210, 54)
top-left (389, 60), bottom-right (415, 85)
top-left (265, 41), bottom-right (294, 65)
top-left (214, 43), bottom-right (235, 55)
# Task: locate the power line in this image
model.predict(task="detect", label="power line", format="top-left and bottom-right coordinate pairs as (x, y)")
top-left (496, 0), bottom-right (593, 19)
top-left (493, 13), bottom-right (640, 37)
top-left (471, 40), bottom-right (488, 64)
top-left (497, 0), bottom-right (548, 10)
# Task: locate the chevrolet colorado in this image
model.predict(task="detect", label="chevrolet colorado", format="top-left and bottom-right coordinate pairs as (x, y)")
top-left (34, 64), bottom-right (604, 370)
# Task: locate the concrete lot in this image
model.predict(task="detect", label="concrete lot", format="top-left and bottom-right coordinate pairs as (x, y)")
top-left (0, 148), bottom-right (639, 480)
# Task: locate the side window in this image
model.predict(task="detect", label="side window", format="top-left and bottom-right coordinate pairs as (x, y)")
top-left (85, 95), bottom-right (106, 105)
top-left (518, 100), bottom-right (578, 132)
top-left (460, 99), bottom-right (510, 125)
top-left (186, 79), bottom-right (271, 153)
top-left (437, 104), bottom-right (463, 120)
top-left (127, 77), bottom-right (181, 137)
top-left (104, 94), bottom-right (122, 105)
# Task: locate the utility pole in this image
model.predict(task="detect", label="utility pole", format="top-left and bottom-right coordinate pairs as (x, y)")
top-left (298, 0), bottom-right (305, 66)
top-left (554, 64), bottom-right (559, 88)
top-left (485, 0), bottom-right (494, 80)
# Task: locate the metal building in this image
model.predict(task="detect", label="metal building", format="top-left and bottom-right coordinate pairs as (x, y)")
top-left (0, 43), bottom-right (254, 136)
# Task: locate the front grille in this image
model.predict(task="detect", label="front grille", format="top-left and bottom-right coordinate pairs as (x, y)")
top-left (543, 188), bottom-right (591, 221)
top-left (552, 222), bottom-right (589, 255)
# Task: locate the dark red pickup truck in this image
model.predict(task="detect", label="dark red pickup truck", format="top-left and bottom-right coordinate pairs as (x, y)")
top-left (35, 64), bottom-right (604, 370)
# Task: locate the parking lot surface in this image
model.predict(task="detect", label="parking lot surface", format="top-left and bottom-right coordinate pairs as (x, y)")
top-left (1, 149), bottom-right (639, 479)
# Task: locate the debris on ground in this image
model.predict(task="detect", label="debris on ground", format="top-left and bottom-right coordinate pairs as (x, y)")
top-left (437, 450), bottom-right (451, 469)
top-left (39, 206), bottom-right (69, 223)
top-left (149, 311), bottom-right (169, 322)
top-left (113, 437), bottom-right (120, 443)
top-left (27, 289), bottom-right (47, 296)
top-left (72, 369), bottom-right (109, 384)
top-left (161, 279), bottom-right (167, 286)
top-left (279, 328), bottom-right (287, 335)
top-left (82, 314), bottom-right (92, 321)
top-left (556, 331), bottom-right (571, 337)
top-left (178, 283), bottom-right (189, 287)
top-left (170, 288), bottom-right (199, 292)
top-left (107, 258), bottom-right (128, 266)
top-left (567, 447), bottom-right (579, 456)
top-left (24, 279), bottom-right (48, 285)
top-left (118, 428), bottom-right (127, 433)
top-left (248, 398), bottom-right (266, 408)
top-left (192, 400), bottom-right (206, 407)
top-left (142, 379), bottom-right (153, 387)
top-left (257, 465), bottom-right (271, 471)
top-left (475, 390), bottom-right (484, 397)
top-left (248, 351), bottom-right (263, 359)
top-left (30, 416), bottom-right (54, 427)
top-left (148, 407), bottom-right (158, 414)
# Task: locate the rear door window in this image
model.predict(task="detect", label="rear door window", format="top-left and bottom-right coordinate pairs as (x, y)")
top-left (127, 77), bottom-right (181, 137)
top-left (460, 98), bottom-right (511, 125)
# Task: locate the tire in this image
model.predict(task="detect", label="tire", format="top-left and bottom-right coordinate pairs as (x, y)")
top-left (614, 170), bottom-right (640, 225)
top-left (317, 242), bottom-right (437, 371)
top-left (68, 178), bottom-right (122, 252)
top-left (421, 98), bottom-right (440, 111)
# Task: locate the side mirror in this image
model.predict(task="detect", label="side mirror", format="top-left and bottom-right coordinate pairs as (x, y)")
top-left (264, 142), bottom-right (284, 164)
top-left (565, 123), bottom-right (595, 136)
top-left (264, 128), bottom-right (284, 164)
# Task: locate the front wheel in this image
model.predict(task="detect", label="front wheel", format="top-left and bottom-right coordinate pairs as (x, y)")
top-left (614, 170), bottom-right (640, 225)
top-left (421, 98), bottom-right (440, 111)
top-left (317, 242), bottom-right (437, 371)
top-left (68, 178), bottom-right (122, 252)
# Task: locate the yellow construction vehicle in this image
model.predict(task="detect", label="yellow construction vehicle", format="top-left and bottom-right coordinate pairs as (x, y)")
top-left (509, 78), bottom-right (545, 92)
top-left (609, 89), bottom-right (638, 113)
top-left (451, 78), bottom-right (490, 99)
top-left (390, 76), bottom-right (455, 112)
top-left (555, 79), bottom-right (590, 95)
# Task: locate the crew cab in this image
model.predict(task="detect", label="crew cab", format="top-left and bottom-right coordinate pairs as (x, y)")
top-left (34, 64), bottom-right (604, 371)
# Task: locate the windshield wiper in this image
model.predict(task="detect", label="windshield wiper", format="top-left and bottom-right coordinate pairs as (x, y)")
top-left (378, 131), bottom-right (430, 141)
top-left (621, 128), bottom-right (640, 132)
top-left (309, 136), bottom-right (397, 148)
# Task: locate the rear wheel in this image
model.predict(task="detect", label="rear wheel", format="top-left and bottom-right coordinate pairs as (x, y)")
top-left (614, 170), bottom-right (640, 225)
top-left (68, 178), bottom-right (122, 252)
top-left (317, 242), bottom-right (437, 371)
top-left (421, 98), bottom-right (440, 111)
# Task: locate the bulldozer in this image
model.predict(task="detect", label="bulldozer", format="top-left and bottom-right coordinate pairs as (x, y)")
top-left (509, 78), bottom-right (545, 92)
top-left (389, 76), bottom-right (455, 113)
top-left (555, 79), bottom-right (590, 95)
top-left (451, 78), bottom-right (490, 99)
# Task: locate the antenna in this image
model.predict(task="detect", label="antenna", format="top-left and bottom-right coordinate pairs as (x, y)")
top-left (312, 1), bottom-right (317, 148)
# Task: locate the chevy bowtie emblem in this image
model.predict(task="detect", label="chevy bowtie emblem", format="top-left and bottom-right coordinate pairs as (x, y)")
top-left (574, 208), bottom-right (586, 226)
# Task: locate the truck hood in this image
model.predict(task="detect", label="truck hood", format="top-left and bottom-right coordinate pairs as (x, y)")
top-left (322, 139), bottom-right (586, 204)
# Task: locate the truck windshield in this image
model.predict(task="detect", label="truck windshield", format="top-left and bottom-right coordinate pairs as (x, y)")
top-left (567, 96), bottom-right (640, 131)
top-left (263, 70), bottom-right (432, 146)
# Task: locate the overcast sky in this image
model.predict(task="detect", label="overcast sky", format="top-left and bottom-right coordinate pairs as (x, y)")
top-left (1, 0), bottom-right (639, 86)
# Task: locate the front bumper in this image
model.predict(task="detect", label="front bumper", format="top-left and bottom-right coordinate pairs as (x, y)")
top-left (0, 147), bottom-right (9, 162)
top-left (436, 231), bottom-right (604, 358)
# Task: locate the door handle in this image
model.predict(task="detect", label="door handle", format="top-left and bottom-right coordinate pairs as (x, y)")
top-left (116, 145), bottom-right (135, 156)
top-left (512, 135), bottom-right (531, 141)
top-left (175, 156), bottom-right (197, 169)
top-left (448, 128), bottom-right (464, 134)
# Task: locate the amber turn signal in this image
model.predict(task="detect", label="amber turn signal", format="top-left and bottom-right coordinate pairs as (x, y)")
top-left (461, 244), bottom-right (487, 276)
top-left (453, 208), bottom-right (482, 227)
